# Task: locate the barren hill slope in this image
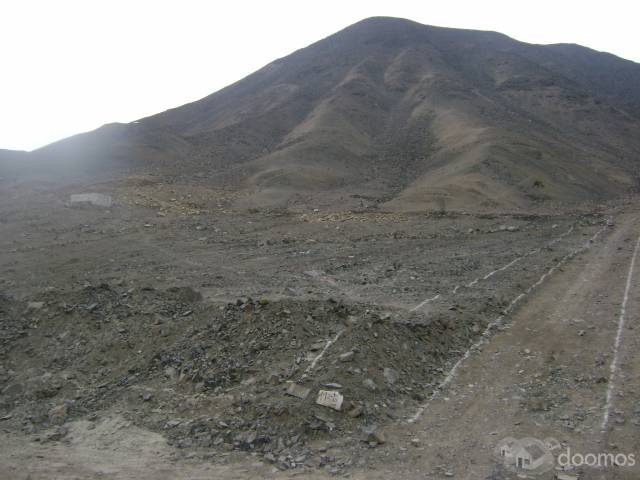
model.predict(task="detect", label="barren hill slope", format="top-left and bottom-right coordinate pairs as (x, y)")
top-left (7, 17), bottom-right (640, 211)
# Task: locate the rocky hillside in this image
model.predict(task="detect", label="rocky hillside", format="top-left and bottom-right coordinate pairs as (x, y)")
top-left (6, 17), bottom-right (640, 211)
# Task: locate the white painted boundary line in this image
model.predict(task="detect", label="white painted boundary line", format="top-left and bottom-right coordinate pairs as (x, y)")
top-left (307, 225), bottom-right (578, 378)
top-left (304, 329), bottom-right (344, 375)
top-left (410, 294), bottom-right (441, 312)
top-left (407, 225), bottom-right (606, 423)
top-left (462, 225), bottom-right (574, 289)
top-left (482, 257), bottom-right (522, 281)
top-left (601, 234), bottom-right (640, 431)
top-left (411, 225), bottom-right (575, 311)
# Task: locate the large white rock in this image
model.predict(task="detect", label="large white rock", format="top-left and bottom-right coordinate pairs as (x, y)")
top-left (69, 193), bottom-right (112, 208)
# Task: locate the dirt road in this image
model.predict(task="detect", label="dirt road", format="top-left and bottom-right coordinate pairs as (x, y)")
top-left (361, 210), bottom-right (640, 479)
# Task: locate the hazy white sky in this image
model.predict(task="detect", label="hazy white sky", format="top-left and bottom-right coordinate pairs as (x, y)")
top-left (2, 0), bottom-right (639, 151)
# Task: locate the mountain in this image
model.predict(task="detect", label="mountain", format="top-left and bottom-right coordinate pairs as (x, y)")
top-left (6, 17), bottom-right (640, 211)
top-left (0, 149), bottom-right (29, 178)
top-left (0, 149), bottom-right (27, 161)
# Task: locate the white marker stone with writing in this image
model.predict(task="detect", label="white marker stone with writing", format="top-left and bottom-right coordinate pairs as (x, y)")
top-left (316, 390), bottom-right (343, 411)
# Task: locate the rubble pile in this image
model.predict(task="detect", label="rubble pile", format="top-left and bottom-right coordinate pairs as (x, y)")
top-left (0, 283), bottom-right (491, 467)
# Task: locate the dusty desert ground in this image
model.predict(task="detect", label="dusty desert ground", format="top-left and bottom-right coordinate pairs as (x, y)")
top-left (1, 176), bottom-right (639, 480)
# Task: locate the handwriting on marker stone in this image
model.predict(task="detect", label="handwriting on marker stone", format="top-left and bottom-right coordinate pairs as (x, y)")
top-left (316, 390), bottom-right (343, 411)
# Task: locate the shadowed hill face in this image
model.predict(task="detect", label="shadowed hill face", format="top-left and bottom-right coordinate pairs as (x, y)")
top-left (6, 17), bottom-right (640, 211)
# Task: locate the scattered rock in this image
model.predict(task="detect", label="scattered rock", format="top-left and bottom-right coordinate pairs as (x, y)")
top-left (339, 351), bottom-right (355, 362)
top-left (363, 378), bottom-right (377, 391)
top-left (323, 382), bottom-right (342, 389)
top-left (348, 404), bottom-right (364, 418)
top-left (267, 372), bottom-right (280, 385)
top-left (48, 404), bottom-right (68, 425)
top-left (383, 367), bottom-right (399, 387)
top-left (362, 425), bottom-right (386, 445)
top-left (26, 301), bottom-right (44, 311)
top-left (45, 426), bottom-right (68, 442)
top-left (286, 382), bottom-right (311, 400)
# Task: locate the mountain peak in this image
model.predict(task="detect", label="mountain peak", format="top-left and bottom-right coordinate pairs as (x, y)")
top-left (7, 18), bottom-right (640, 213)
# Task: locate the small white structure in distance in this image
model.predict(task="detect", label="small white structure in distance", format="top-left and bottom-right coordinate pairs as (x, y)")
top-left (69, 193), bottom-right (113, 208)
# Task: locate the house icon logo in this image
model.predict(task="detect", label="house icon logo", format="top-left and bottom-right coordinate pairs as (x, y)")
top-left (495, 436), bottom-right (559, 477)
